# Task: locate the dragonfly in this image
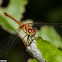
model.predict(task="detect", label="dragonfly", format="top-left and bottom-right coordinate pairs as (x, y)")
top-left (4, 13), bottom-right (36, 47)
top-left (0, 12), bottom-right (62, 59)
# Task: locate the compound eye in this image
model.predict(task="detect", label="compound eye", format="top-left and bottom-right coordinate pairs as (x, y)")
top-left (28, 29), bottom-right (32, 33)
top-left (32, 29), bottom-right (36, 33)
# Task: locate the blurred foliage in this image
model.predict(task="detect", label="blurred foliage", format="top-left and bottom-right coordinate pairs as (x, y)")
top-left (35, 37), bottom-right (62, 62)
top-left (0, 0), bottom-right (62, 62)
top-left (0, 0), bottom-right (27, 33)
top-left (36, 26), bottom-right (62, 48)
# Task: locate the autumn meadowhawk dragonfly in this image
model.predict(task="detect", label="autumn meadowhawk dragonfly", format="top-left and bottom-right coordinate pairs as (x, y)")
top-left (0, 13), bottom-right (62, 59)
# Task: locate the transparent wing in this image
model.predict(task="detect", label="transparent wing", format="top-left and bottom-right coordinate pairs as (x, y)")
top-left (30, 22), bottom-right (62, 38)
top-left (28, 22), bottom-right (62, 26)
top-left (28, 22), bottom-right (62, 30)
top-left (0, 34), bottom-right (17, 59)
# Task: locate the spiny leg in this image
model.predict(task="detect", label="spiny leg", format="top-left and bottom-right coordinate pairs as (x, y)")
top-left (21, 35), bottom-right (28, 47)
top-left (22, 35), bottom-right (31, 47)
top-left (22, 34), bottom-right (27, 40)
top-left (22, 39), bottom-right (27, 48)
top-left (30, 36), bottom-right (36, 44)
top-left (22, 35), bottom-right (30, 47)
top-left (27, 35), bottom-right (30, 46)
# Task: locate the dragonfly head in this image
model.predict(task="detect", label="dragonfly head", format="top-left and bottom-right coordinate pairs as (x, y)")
top-left (28, 28), bottom-right (36, 37)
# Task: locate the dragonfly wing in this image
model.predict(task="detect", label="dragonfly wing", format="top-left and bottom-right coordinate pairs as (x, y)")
top-left (0, 34), bottom-right (17, 59)
top-left (28, 22), bottom-right (62, 27)
top-left (8, 35), bottom-right (18, 52)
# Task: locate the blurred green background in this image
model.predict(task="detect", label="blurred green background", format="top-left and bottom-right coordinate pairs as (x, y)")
top-left (0, 0), bottom-right (62, 62)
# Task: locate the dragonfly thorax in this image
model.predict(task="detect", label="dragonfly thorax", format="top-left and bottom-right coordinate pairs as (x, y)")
top-left (21, 24), bottom-right (36, 37)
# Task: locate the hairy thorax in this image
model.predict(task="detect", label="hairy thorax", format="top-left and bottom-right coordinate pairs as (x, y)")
top-left (21, 24), bottom-right (31, 33)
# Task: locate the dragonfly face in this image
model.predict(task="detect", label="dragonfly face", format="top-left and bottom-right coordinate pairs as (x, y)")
top-left (28, 28), bottom-right (36, 37)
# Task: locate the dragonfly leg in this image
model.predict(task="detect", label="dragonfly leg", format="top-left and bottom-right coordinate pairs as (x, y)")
top-left (21, 35), bottom-right (28, 47)
top-left (22, 39), bottom-right (27, 48)
top-left (30, 37), bottom-right (36, 44)
top-left (22, 34), bottom-right (27, 40)
top-left (27, 35), bottom-right (30, 46)
top-left (22, 35), bottom-right (30, 47)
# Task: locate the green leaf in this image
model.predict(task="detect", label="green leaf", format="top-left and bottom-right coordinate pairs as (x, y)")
top-left (0, 0), bottom-right (28, 33)
top-left (36, 26), bottom-right (62, 48)
top-left (36, 37), bottom-right (62, 62)
top-left (0, 13), bottom-right (15, 32)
